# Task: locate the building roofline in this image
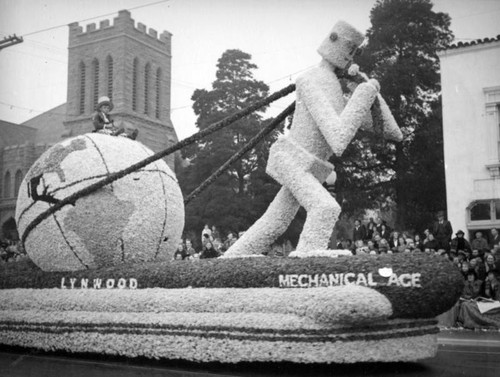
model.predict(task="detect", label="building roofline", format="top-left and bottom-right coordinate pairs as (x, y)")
top-left (0, 119), bottom-right (35, 131)
top-left (20, 103), bottom-right (66, 125)
top-left (439, 35), bottom-right (500, 52)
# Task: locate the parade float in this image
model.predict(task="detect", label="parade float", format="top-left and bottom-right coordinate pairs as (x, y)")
top-left (0, 20), bottom-right (463, 365)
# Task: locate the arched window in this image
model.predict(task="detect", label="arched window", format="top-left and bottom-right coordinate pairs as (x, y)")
top-left (3, 171), bottom-right (11, 198)
top-left (14, 170), bottom-right (23, 197)
top-left (106, 55), bottom-right (113, 100)
top-left (92, 58), bottom-right (100, 110)
top-left (468, 199), bottom-right (500, 222)
top-left (79, 62), bottom-right (86, 115)
top-left (144, 63), bottom-right (151, 115)
top-left (132, 58), bottom-right (139, 112)
top-left (155, 68), bottom-right (162, 119)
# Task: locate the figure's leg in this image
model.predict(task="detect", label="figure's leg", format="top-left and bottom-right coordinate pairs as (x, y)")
top-left (222, 187), bottom-right (300, 258)
top-left (290, 173), bottom-right (341, 252)
top-left (112, 127), bottom-right (126, 136)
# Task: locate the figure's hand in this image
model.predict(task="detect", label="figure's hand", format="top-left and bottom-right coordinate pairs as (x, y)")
top-left (367, 79), bottom-right (380, 93)
top-left (347, 64), bottom-right (360, 76)
top-left (353, 79), bottom-right (380, 101)
top-left (325, 171), bottom-right (337, 186)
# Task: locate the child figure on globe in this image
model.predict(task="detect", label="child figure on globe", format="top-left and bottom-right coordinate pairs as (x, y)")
top-left (92, 96), bottom-right (138, 140)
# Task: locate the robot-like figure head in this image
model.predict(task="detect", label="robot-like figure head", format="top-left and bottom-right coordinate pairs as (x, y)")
top-left (317, 21), bottom-right (365, 69)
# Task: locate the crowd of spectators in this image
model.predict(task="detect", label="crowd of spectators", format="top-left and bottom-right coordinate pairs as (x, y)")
top-left (177, 213), bottom-right (500, 267)
top-left (342, 212), bottom-right (500, 328)
top-left (174, 224), bottom-right (295, 260)
top-left (173, 224), bottom-right (244, 260)
top-left (456, 244), bottom-right (500, 301)
top-left (339, 214), bottom-right (498, 263)
top-left (443, 228), bottom-right (500, 328)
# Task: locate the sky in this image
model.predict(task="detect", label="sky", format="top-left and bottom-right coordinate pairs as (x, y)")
top-left (0, 0), bottom-right (499, 141)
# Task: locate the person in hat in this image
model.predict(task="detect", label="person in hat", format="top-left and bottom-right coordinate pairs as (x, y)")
top-left (450, 230), bottom-right (471, 253)
top-left (93, 96), bottom-right (123, 135)
top-left (461, 270), bottom-right (482, 300)
top-left (432, 211), bottom-right (453, 251)
top-left (92, 96), bottom-right (138, 140)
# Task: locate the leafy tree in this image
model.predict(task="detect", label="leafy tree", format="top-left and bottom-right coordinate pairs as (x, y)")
top-left (178, 49), bottom-right (280, 239)
top-left (402, 100), bottom-right (447, 231)
top-left (332, 0), bottom-right (453, 232)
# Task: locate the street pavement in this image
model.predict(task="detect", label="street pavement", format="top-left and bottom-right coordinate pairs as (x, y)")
top-left (0, 330), bottom-right (499, 377)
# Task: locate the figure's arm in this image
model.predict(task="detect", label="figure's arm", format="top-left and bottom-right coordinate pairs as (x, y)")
top-left (376, 95), bottom-right (403, 142)
top-left (297, 70), bottom-right (379, 156)
top-left (343, 65), bottom-right (402, 142)
top-left (345, 79), bottom-right (373, 132)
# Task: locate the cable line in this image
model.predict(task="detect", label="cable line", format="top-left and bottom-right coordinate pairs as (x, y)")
top-left (21, 0), bottom-right (171, 37)
top-left (184, 102), bottom-right (295, 204)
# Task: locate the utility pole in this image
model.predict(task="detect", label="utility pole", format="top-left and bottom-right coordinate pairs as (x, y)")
top-left (0, 35), bottom-right (23, 51)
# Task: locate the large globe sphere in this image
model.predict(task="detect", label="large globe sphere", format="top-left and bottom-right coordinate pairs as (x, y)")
top-left (15, 133), bottom-right (184, 272)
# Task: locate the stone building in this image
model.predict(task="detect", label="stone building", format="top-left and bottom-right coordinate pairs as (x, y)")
top-left (0, 10), bottom-right (179, 240)
top-left (438, 36), bottom-right (500, 242)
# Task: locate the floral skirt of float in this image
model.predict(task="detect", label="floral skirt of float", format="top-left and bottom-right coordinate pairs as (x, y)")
top-left (0, 253), bottom-right (463, 363)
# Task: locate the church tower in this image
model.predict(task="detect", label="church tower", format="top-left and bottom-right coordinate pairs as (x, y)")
top-left (63, 10), bottom-right (178, 170)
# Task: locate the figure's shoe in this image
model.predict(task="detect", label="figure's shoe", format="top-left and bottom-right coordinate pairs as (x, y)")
top-left (129, 129), bottom-right (139, 140)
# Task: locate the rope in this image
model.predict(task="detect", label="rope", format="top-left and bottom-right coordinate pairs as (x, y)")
top-left (20, 84), bottom-right (296, 246)
top-left (184, 102), bottom-right (295, 204)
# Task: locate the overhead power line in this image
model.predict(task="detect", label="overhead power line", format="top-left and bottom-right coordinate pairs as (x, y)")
top-left (21, 0), bottom-right (171, 37)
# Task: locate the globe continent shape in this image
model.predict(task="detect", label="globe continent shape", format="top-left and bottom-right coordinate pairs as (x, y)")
top-left (15, 133), bottom-right (184, 272)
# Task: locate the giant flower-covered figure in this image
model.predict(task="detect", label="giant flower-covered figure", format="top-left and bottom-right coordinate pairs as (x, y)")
top-left (224, 21), bottom-right (402, 257)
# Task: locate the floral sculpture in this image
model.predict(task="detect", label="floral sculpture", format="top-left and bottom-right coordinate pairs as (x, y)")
top-left (15, 133), bottom-right (184, 271)
top-left (224, 21), bottom-right (402, 258)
